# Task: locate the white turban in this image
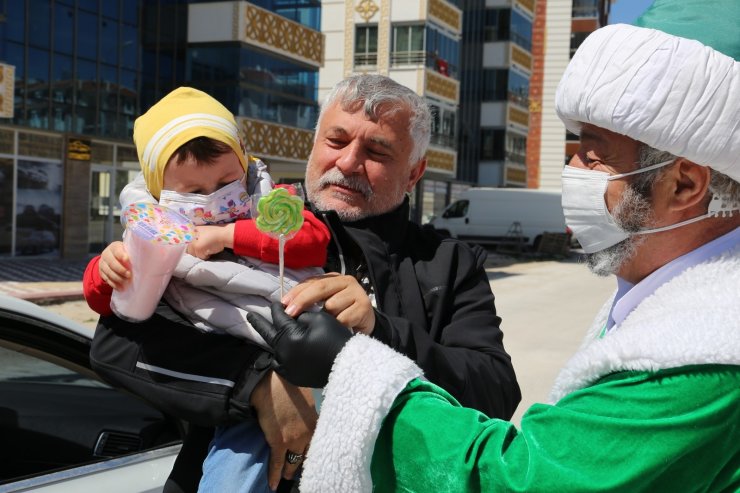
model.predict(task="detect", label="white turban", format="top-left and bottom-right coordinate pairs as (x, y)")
top-left (556, 24), bottom-right (740, 182)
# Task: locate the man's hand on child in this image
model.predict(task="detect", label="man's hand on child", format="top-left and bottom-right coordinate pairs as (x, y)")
top-left (188, 223), bottom-right (234, 259)
top-left (282, 273), bottom-right (376, 335)
top-left (99, 241), bottom-right (131, 290)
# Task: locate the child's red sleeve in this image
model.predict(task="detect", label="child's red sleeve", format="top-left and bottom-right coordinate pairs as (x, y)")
top-left (232, 210), bottom-right (329, 268)
top-left (83, 255), bottom-right (114, 316)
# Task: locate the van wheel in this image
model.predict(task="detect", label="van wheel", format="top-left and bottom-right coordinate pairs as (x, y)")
top-left (436, 229), bottom-right (451, 239)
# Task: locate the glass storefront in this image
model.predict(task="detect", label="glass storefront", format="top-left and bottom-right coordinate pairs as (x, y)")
top-left (15, 159), bottom-right (62, 257)
top-left (0, 158), bottom-right (13, 256)
top-left (0, 126), bottom-right (136, 258)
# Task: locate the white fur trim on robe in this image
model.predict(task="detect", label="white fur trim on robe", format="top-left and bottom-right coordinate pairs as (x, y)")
top-left (300, 335), bottom-right (423, 493)
top-left (549, 245), bottom-right (740, 403)
top-left (556, 24), bottom-right (740, 181)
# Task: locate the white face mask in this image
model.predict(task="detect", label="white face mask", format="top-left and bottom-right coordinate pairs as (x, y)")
top-left (561, 159), bottom-right (693, 254)
top-left (159, 175), bottom-right (251, 226)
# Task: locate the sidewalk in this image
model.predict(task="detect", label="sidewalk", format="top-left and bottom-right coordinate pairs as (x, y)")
top-left (0, 250), bottom-right (545, 305)
top-left (0, 257), bottom-right (89, 304)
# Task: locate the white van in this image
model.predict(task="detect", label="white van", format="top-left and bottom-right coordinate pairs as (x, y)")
top-left (428, 188), bottom-right (569, 250)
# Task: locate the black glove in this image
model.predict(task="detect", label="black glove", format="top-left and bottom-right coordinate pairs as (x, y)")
top-left (247, 303), bottom-right (353, 388)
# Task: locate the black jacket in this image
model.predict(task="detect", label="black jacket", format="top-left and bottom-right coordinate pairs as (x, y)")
top-left (318, 199), bottom-right (520, 419)
top-left (89, 198), bottom-right (520, 490)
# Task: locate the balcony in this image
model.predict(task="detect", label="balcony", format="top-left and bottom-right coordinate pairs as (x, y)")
top-left (505, 151), bottom-right (526, 165)
top-left (425, 68), bottom-right (459, 104)
top-left (430, 133), bottom-right (458, 149)
top-left (237, 117), bottom-right (315, 162)
top-left (354, 53), bottom-right (378, 69)
top-left (390, 50), bottom-right (426, 65)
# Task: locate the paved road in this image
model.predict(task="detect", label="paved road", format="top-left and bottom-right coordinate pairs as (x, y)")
top-left (488, 258), bottom-right (613, 424)
top-left (39, 255), bottom-right (615, 426)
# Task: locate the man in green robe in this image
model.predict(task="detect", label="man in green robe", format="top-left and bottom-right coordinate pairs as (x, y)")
top-left (248, 1), bottom-right (740, 490)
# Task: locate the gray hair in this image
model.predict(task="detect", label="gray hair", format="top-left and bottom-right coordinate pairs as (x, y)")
top-left (636, 143), bottom-right (740, 207)
top-left (317, 74), bottom-right (432, 164)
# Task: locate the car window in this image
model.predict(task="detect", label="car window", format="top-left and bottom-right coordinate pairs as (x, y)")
top-left (0, 343), bottom-right (180, 484)
top-left (0, 345), bottom-right (108, 388)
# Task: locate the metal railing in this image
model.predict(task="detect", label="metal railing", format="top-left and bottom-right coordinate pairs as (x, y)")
top-left (354, 53), bottom-right (378, 67)
top-left (390, 50), bottom-right (426, 65)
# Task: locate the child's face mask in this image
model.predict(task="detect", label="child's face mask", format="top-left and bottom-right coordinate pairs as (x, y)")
top-left (159, 175), bottom-right (250, 225)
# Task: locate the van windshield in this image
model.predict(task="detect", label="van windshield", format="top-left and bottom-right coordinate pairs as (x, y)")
top-left (443, 200), bottom-right (469, 218)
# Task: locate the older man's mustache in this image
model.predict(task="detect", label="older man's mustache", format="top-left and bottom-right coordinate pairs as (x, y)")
top-left (317, 168), bottom-right (373, 199)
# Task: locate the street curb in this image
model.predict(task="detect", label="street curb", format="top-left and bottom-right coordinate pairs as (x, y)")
top-left (12, 289), bottom-right (85, 305)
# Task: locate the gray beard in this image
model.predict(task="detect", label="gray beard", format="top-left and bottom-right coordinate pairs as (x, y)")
top-left (584, 185), bottom-right (653, 277)
top-left (308, 167), bottom-right (406, 222)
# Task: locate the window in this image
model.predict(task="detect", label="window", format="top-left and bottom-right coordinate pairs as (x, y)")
top-left (354, 25), bottom-right (378, 67)
top-left (77, 10), bottom-right (98, 60)
top-left (29, 0), bottom-right (51, 49)
top-left (485, 8), bottom-right (532, 51)
top-left (0, 158), bottom-right (13, 255)
top-left (510, 10), bottom-right (532, 51)
top-left (482, 69), bottom-right (508, 101)
top-left (570, 31), bottom-right (590, 58)
top-left (572, 0), bottom-right (598, 18)
top-left (508, 70), bottom-right (529, 106)
top-left (481, 129), bottom-right (505, 160)
top-left (425, 26), bottom-right (459, 78)
top-left (0, 329), bottom-right (179, 483)
top-left (392, 25), bottom-right (425, 65)
top-left (430, 105), bottom-right (457, 149)
top-left (505, 134), bottom-right (527, 164)
top-left (442, 200), bottom-right (469, 219)
top-left (484, 9), bottom-right (510, 42)
top-left (16, 159), bottom-right (63, 256)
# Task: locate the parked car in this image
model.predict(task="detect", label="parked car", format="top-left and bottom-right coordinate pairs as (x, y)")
top-left (429, 188), bottom-right (570, 250)
top-left (0, 294), bottom-right (182, 492)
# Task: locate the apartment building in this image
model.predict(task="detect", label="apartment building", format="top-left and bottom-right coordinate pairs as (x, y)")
top-left (526, 0), bottom-right (611, 190)
top-left (320, 0), bottom-right (463, 222)
top-left (456, 0), bottom-right (535, 189)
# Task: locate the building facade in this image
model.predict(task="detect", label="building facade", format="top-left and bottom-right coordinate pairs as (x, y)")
top-left (456, 0), bottom-right (535, 189)
top-left (0, 0), bottom-right (323, 259)
top-left (526, 0), bottom-right (610, 190)
top-left (319, 0), bottom-right (464, 223)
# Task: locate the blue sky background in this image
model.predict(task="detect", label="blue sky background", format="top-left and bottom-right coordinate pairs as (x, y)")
top-left (608, 0), bottom-right (655, 24)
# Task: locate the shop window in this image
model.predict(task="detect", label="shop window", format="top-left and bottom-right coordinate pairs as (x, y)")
top-left (0, 158), bottom-right (14, 256)
top-left (15, 160), bottom-right (62, 257)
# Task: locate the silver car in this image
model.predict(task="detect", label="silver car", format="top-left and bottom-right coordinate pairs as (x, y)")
top-left (0, 295), bottom-right (183, 493)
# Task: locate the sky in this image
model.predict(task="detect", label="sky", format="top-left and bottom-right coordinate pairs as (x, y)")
top-left (608, 0), bottom-right (655, 25)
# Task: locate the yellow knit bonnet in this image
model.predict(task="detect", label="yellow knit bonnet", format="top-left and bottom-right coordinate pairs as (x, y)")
top-left (133, 86), bottom-right (248, 199)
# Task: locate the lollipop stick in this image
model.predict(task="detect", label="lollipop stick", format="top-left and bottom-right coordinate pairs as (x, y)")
top-left (279, 233), bottom-right (286, 299)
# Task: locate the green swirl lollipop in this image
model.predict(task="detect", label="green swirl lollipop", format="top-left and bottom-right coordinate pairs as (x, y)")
top-left (256, 187), bottom-right (305, 237)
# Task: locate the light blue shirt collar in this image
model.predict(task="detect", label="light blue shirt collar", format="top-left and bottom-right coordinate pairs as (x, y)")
top-left (608, 227), bottom-right (739, 331)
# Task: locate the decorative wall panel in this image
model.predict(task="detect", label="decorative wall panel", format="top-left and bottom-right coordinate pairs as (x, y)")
top-left (239, 118), bottom-right (314, 162)
top-left (244, 4), bottom-right (323, 67)
top-left (426, 148), bottom-right (456, 174)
